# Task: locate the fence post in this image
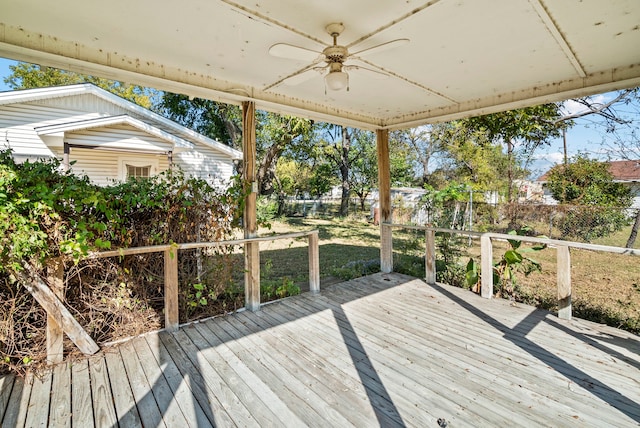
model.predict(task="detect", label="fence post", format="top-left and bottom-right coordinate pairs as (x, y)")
top-left (425, 229), bottom-right (436, 285)
top-left (480, 235), bottom-right (493, 299)
top-left (557, 245), bottom-right (572, 320)
top-left (46, 257), bottom-right (65, 364)
top-left (164, 247), bottom-right (179, 331)
top-left (308, 231), bottom-right (320, 293)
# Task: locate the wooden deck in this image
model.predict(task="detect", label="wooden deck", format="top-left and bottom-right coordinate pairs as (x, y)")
top-left (1, 272), bottom-right (639, 427)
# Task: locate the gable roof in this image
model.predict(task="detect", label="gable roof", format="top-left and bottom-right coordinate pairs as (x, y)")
top-left (0, 83), bottom-right (242, 160)
top-left (34, 114), bottom-right (195, 152)
top-left (538, 160), bottom-right (640, 183)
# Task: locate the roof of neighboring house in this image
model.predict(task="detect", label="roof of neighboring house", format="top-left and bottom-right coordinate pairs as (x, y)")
top-left (538, 160), bottom-right (640, 183)
top-left (0, 83), bottom-right (243, 160)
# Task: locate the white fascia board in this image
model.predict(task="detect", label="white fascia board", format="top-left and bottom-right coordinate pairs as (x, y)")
top-left (35, 114), bottom-right (194, 151)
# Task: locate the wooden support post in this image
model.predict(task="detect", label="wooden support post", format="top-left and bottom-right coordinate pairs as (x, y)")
top-left (46, 257), bottom-right (65, 364)
top-left (557, 245), bottom-right (572, 320)
top-left (376, 129), bottom-right (393, 273)
top-left (425, 229), bottom-right (436, 285)
top-left (18, 263), bottom-right (99, 355)
top-left (164, 247), bottom-right (179, 331)
top-left (480, 235), bottom-right (493, 299)
top-left (308, 231), bottom-right (320, 293)
top-left (243, 101), bottom-right (260, 311)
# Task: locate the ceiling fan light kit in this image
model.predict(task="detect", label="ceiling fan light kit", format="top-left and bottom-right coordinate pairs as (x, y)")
top-left (269, 22), bottom-right (407, 93)
top-left (325, 69), bottom-right (349, 91)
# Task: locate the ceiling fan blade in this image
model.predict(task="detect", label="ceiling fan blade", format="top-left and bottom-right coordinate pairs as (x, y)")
top-left (344, 65), bottom-right (389, 80)
top-left (350, 38), bottom-right (410, 57)
top-left (283, 66), bottom-right (326, 86)
top-left (268, 43), bottom-right (323, 62)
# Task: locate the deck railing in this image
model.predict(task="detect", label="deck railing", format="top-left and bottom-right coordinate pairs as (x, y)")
top-left (29, 231), bottom-right (320, 364)
top-left (384, 223), bottom-right (639, 320)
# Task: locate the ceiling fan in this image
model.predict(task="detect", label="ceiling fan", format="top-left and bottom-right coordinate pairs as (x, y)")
top-left (269, 23), bottom-right (409, 92)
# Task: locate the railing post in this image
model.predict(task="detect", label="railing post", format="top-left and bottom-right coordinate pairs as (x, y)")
top-left (380, 223), bottom-right (393, 273)
top-left (164, 246), bottom-right (179, 331)
top-left (557, 245), bottom-right (572, 320)
top-left (425, 229), bottom-right (436, 285)
top-left (46, 257), bottom-right (65, 364)
top-left (480, 234), bottom-right (493, 299)
top-left (308, 231), bottom-right (320, 293)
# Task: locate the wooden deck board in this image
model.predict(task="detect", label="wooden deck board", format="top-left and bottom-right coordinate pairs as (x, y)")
top-left (1, 272), bottom-right (639, 427)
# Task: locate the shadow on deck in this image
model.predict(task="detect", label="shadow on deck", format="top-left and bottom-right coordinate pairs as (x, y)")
top-left (1, 273), bottom-right (639, 427)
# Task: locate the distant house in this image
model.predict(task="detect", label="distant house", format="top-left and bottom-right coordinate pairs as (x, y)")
top-left (0, 84), bottom-right (242, 187)
top-left (537, 160), bottom-right (640, 208)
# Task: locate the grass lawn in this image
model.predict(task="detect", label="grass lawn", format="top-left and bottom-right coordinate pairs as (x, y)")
top-left (261, 216), bottom-right (640, 333)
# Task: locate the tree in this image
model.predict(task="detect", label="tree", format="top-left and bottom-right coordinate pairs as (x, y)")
top-left (156, 93), bottom-right (242, 148)
top-left (547, 155), bottom-right (632, 241)
top-left (464, 104), bottom-right (565, 204)
top-left (4, 62), bottom-right (157, 108)
top-left (391, 124), bottom-right (448, 187)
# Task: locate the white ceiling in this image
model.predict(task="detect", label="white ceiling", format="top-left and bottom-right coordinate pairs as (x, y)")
top-left (1, 0), bottom-right (639, 130)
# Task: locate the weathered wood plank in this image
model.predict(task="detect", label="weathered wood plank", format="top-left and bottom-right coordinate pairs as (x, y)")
top-left (180, 325), bottom-right (280, 426)
top-left (425, 228), bottom-right (436, 284)
top-left (194, 322), bottom-right (307, 427)
top-left (308, 231), bottom-right (320, 293)
top-left (49, 362), bottom-right (72, 428)
top-left (131, 336), bottom-right (192, 427)
top-left (142, 334), bottom-right (211, 428)
top-left (46, 257), bottom-right (65, 364)
top-left (0, 374), bottom-right (15, 424)
top-left (480, 235), bottom-right (493, 298)
top-left (103, 349), bottom-right (142, 428)
top-left (71, 359), bottom-right (95, 427)
top-left (2, 373), bottom-right (30, 428)
top-left (17, 263), bottom-right (99, 355)
top-left (89, 356), bottom-right (118, 427)
top-left (377, 128), bottom-right (393, 273)
top-left (214, 316), bottom-right (356, 427)
top-left (118, 341), bottom-right (167, 428)
top-left (158, 331), bottom-right (235, 427)
top-left (243, 100), bottom-right (260, 312)
top-left (557, 244), bottom-right (572, 320)
top-left (164, 248), bottom-right (179, 331)
top-left (24, 369), bottom-right (52, 428)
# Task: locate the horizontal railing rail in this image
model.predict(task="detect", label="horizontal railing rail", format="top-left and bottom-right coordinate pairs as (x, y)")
top-left (29, 230), bottom-right (319, 364)
top-left (384, 223), bottom-right (639, 321)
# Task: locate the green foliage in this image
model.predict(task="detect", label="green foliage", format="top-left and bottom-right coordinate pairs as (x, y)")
top-left (260, 259), bottom-right (300, 301)
top-left (547, 156), bottom-right (632, 206)
top-left (5, 62), bottom-right (157, 108)
top-left (0, 149), bottom-right (244, 271)
top-left (547, 156), bottom-right (632, 241)
top-left (466, 227), bottom-right (547, 299)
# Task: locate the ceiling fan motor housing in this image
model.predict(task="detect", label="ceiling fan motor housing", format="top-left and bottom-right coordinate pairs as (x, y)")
top-left (323, 45), bottom-right (348, 63)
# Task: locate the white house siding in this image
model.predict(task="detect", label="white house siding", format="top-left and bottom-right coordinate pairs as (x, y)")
top-left (64, 125), bottom-right (174, 153)
top-left (0, 85), bottom-right (241, 187)
top-left (62, 147), bottom-right (170, 186)
top-left (0, 102), bottom-right (106, 157)
top-left (176, 144), bottom-right (236, 187)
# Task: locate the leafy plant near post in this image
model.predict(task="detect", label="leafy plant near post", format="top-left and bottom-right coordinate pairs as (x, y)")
top-left (466, 228), bottom-right (547, 299)
top-left (0, 149), bottom-right (246, 374)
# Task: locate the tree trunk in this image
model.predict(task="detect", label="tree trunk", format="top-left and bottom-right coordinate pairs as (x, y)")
top-left (338, 127), bottom-right (352, 216)
top-left (626, 209), bottom-right (640, 248)
top-left (257, 143), bottom-right (283, 195)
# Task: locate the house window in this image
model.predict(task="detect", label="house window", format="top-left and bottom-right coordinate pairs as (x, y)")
top-left (126, 164), bottom-right (152, 179)
top-left (118, 156), bottom-right (159, 181)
